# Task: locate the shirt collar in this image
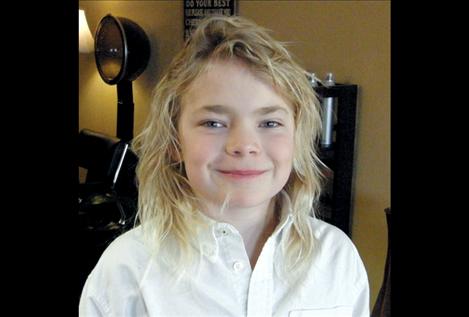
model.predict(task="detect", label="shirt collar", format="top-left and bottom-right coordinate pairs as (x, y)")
top-left (194, 190), bottom-right (294, 256)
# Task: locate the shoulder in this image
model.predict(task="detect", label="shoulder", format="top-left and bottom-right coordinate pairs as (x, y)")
top-left (308, 217), bottom-right (368, 284)
top-left (309, 217), bottom-right (357, 254)
top-left (298, 217), bottom-right (370, 316)
top-left (80, 227), bottom-right (150, 293)
top-left (101, 226), bottom-right (148, 260)
top-left (92, 226), bottom-right (150, 280)
top-left (79, 226), bottom-right (152, 314)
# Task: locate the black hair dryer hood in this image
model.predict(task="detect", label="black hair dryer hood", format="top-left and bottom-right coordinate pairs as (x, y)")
top-left (95, 14), bottom-right (150, 85)
top-left (94, 14), bottom-right (150, 142)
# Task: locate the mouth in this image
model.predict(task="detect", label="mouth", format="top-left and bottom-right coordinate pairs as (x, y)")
top-left (216, 169), bottom-right (268, 179)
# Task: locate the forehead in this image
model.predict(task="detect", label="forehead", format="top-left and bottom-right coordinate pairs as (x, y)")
top-left (181, 59), bottom-right (293, 115)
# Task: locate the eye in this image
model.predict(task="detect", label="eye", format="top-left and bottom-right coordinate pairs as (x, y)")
top-left (259, 120), bottom-right (281, 128)
top-left (201, 120), bottom-right (225, 128)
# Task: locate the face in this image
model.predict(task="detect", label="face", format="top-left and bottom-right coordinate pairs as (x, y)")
top-left (178, 59), bottom-right (295, 211)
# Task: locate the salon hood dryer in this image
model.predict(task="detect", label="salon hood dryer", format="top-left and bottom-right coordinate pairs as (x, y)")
top-left (94, 14), bottom-right (150, 141)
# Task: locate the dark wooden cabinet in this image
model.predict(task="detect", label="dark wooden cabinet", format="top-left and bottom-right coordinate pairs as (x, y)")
top-left (315, 84), bottom-right (358, 237)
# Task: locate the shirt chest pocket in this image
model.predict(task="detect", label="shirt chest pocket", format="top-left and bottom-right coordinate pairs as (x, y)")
top-left (288, 306), bottom-right (352, 317)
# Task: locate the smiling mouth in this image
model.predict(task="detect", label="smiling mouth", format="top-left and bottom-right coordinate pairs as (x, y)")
top-left (217, 169), bottom-right (267, 179)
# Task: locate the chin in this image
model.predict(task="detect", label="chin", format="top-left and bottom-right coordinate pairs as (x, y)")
top-left (218, 191), bottom-right (276, 209)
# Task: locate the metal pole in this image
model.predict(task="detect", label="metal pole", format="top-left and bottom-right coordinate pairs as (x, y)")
top-left (116, 80), bottom-right (134, 142)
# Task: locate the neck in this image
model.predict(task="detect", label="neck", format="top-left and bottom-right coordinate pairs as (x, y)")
top-left (201, 198), bottom-right (279, 269)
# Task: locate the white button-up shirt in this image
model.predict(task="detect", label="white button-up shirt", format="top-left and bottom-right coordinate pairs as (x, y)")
top-left (80, 200), bottom-right (369, 317)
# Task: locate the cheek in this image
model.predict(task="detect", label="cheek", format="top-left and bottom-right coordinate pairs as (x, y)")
top-left (265, 134), bottom-right (295, 164)
top-left (180, 134), bottom-right (220, 177)
top-left (264, 134), bottom-right (295, 184)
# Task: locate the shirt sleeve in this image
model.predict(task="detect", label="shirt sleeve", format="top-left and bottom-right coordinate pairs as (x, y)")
top-left (78, 237), bottom-right (149, 317)
top-left (351, 249), bottom-right (370, 317)
top-left (79, 277), bottom-right (109, 317)
top-left (351, 278), bottom-right (370, 317)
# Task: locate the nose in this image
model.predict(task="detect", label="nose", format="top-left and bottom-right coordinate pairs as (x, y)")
top-left (225, 125), bottom-right (261, 157)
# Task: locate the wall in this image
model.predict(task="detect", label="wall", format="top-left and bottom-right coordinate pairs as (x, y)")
top-left (79, 0), bottom-right (185, 137)
top-left (79, 0), bottom-right (390, 307)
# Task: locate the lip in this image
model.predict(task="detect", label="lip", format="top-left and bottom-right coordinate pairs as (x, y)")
top-left (217, 169), bottom-right (268, 179)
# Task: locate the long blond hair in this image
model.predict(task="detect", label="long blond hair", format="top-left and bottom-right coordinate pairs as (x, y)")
top-left (132, 15), bottom-right (324, 278)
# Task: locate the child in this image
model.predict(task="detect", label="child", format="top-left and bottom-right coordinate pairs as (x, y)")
top-left (79, 15), bottom-right (369, 316)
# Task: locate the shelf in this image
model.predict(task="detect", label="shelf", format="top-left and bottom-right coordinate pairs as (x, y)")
top-left (314, 84), bottom-right (358, 237)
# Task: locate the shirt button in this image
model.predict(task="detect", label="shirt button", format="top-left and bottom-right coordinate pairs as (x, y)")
top-left (217, 228), bottom-right (229, 237)
top-left (233, 261), bottom-right (244, 272)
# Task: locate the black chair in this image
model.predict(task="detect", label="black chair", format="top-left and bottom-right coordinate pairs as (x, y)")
top-left (78, 129), bottom-right (120, 183)
top-left (371, 207), bottom-right (391, 317)
top-left (77, 129), bottom-right (139, 301)
top-left (78, 129), bottom-right (138, 228)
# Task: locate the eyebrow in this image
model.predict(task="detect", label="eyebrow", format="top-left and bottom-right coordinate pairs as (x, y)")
top-left (196, 104), bottom-right (290, 115)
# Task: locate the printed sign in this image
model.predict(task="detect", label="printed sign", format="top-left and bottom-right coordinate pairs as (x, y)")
top-left (184, 0), bottom-right (237, 40)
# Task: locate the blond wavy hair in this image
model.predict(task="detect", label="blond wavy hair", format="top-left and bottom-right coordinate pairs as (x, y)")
top-left (132, 15), bottom-right (324, 279)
